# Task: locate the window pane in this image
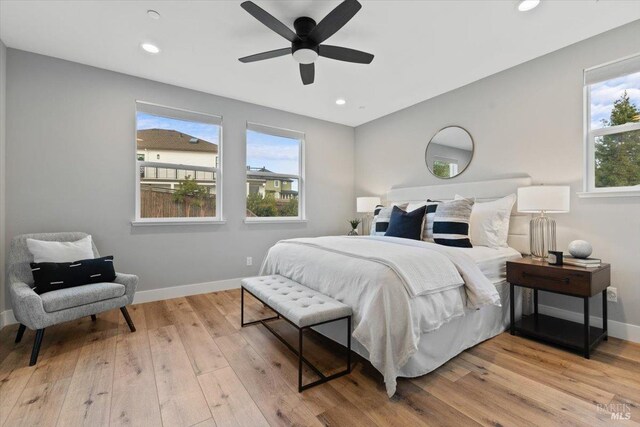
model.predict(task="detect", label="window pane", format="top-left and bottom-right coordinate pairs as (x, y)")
top-left (140, 175), bottom-right (217, 218)
top-left (246, 129), bottom-right (301, 217)
top-left (595, 129), bottom-right (640, 188)
top-left (432, 159), bottom-right (458, 178)
top-left (590, 71), bottom-right (640, 130)
top-left (136, 110), bottom-right (220, 218)
top-left (246, 178), bottom-right (299, 217)
top-left (246, 130), bottom-right (300, 175)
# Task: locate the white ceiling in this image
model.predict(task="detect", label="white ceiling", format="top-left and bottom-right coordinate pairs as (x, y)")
top-left (1, 1), bottom-right (639, 127)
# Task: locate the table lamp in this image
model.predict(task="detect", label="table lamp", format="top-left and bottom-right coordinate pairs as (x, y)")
top-left (517, 186), bottom-right (570, 259)
top-left (357, 196), bottom-right (381, 235)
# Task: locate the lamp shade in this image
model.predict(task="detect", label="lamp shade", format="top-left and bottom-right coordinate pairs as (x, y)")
top-left (357, 196), bottom-right (381, 213)
top-left (517, 186), bottom-right (570, 213)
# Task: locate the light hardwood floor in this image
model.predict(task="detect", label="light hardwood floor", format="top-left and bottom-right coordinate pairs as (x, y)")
top-left (1, 289), bottom-right (638, 426)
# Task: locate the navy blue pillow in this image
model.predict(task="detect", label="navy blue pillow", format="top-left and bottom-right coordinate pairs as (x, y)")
top-left (384, 205), bottom-right (427, 240)
top-left (30, 256), bottom-right (116, 295)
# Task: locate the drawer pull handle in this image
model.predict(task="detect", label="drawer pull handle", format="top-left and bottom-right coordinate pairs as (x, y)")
top-left (522, 272), bottom-right (569, 284)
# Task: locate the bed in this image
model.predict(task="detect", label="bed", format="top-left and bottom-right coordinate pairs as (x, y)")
top-left (260, 176), bottom-right (532, 396)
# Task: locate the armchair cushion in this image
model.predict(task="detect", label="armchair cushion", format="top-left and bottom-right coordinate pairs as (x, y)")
top-left (40, 282), bottom-right (126, 313)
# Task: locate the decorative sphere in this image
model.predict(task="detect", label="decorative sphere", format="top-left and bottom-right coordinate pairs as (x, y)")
top-left (568, 240), bottom-right (592, 259)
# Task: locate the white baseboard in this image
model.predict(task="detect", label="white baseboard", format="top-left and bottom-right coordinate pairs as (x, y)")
top-left (0, 309), bottom-right (17, 329)
top-left (132, 277), bottom-right (241, 304)
top-left (539, 304), bottom-right (640, 344)
top-left (0, 277), bottom-right (243, 329)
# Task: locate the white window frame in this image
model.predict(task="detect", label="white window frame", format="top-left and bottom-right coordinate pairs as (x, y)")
top-left (581, 53), bottom-right (640, 198)
top-left (132, 101), bottom-right (225, 225)
top-left (245, 122), bottom-right (306, 223)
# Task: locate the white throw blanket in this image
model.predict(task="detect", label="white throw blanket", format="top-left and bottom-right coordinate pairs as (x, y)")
top-left (260, 236), bottom-right (501, 397)
top-left (281, 236), bottom-right (464, 298)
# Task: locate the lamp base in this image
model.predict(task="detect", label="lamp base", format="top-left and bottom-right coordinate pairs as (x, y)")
top-left (530, 214), bottom-right (556, 259)
top-left (361, 214), bottom-right (373, 236)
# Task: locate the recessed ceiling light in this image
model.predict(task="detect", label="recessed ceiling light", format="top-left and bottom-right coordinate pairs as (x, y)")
top-left (147, 10), bottom-right (161, 20)
top-left (141, 43), bottom-right (160, 54)
top-left (518, 0), bottom-right (540, 12)
top-left (336, 98), bottom-right (346, 106)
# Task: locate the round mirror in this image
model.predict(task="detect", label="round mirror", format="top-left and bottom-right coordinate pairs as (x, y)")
top-left (425, 126), bottom-right (474, 179)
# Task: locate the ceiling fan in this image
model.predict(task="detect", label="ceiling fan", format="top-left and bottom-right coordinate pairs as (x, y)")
top-left (238, 0), bottom-right (374, 85)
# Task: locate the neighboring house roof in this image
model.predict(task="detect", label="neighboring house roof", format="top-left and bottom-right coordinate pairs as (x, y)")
top-left (246, 166), bottom-right (294, 182)
top-left (137, 129), bottom-right (218, 153)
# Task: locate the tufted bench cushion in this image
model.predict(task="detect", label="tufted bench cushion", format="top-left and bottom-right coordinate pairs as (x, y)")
top-left (241, 275), bottom-right (352, 328)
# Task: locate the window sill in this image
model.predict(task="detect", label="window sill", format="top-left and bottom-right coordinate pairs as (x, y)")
top-left (577, 190), bottom-right (640, 199)
top-left (131, 219), bottom-right (227, 226)
top-left (244, 218), bottom-right (307, 224)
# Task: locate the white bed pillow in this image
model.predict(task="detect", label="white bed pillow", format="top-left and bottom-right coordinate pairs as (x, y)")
top-left (454, 194), bottom-right (516, 248)
top-left (27, 235), bottom-right (95, 263)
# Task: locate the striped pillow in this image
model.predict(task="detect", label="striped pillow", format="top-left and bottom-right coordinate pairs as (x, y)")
top-left (433, 199), bottom-right (474, 247)
top-left (371, 203), bottom-right (408, 236)
top-left (421, 201), bottom-right (440, 242)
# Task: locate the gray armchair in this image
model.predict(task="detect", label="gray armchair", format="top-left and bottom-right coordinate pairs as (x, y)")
top-left (9, 232), bottom-right (138, 365)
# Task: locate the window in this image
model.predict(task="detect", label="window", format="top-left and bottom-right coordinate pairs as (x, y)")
top-left (584, 54), bottom-right (640, 195)
top-left (135, 101), bottom-right (223, 223)
top-left (245, 122), bottom-right (304, 220)
top-left (432, 157), bottom-right (459, 178)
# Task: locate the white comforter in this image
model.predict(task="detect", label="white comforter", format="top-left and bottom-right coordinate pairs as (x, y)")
top-left (260, 236), bottom-right (500, 396)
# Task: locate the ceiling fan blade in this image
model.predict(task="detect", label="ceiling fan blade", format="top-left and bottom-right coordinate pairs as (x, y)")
top-left (239, 48), bottom-right (291, 63)
top-left (241, 1), bottom-right (299, 42)
top-left (300, 63), bottom-right (315, 85)
top-left (308, 0), bottom-right (362, 44)
top-left (319, 45), bottom-right (373, 64)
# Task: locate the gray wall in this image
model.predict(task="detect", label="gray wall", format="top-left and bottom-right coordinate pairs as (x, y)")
top-left (355, 21), bottom-right (640, 327)
top-left (0, 40), bottom-right (6, 313)
top-left (4, 50), bottom-right (355, 310)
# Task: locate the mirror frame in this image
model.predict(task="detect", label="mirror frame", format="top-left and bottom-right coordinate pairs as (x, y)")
top-left (425, 125), bottom-right (474, 180)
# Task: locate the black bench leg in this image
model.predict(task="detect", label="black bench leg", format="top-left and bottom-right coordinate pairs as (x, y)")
top-left (347, 316), bottom-right (352, 373)
top-left (241, 287), bottom-right (245, 326)
top-left (15, 324), bottom-right (26, 343)
top-left (298, 328), bottom-right (304, 392)
top-left (91, 314), bottom-right (97, 322)
top-left (30, 329), bottom-right (45, 366)
top-left (120, 307), bottom-right (136, 332)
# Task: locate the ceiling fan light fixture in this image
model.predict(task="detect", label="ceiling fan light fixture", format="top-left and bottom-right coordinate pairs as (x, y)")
top-left (336, 98), bottom-right (346, 105)
top-left (518, 0), bottom-right (540, 12)
top-left (293, 48), bottom-right (319, 64)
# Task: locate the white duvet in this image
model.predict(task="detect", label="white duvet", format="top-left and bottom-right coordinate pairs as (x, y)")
top-left (260, 235), bottom-right (501, 396)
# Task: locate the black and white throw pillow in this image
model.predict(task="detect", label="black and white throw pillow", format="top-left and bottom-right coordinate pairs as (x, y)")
top-left (371, 203), bottom-right (408, 236)
top-left (30, 256), bottom-right (117, 295)
top-left (432, 199), bottom-right (474, 248)
top-left (385, 205), bottom-right (428, 240)
top-left (421, 200), bottom-right (440, 242)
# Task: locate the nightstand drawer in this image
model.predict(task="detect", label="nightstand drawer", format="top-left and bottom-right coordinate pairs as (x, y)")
top-left (507, 263), bottom-right (591, 296)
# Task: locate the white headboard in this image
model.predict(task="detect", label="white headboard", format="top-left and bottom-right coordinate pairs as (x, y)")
top-left (386, 176), bottom-right (532, 254)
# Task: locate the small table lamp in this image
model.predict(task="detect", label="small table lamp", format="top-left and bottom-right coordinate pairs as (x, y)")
top-left (357, 196), bottom-right (381, 235)
top-left (517, 186), bottom-right (570, 259)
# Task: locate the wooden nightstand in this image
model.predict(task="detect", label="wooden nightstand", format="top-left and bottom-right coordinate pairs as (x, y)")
top-left (506, 257), bottom-right (611, 358)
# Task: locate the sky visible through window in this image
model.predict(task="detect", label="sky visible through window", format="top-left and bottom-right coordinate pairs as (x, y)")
top-left (246, 130), bottom-right (300, 176)
top-left (136, 112), bottom-right (219, 146)
top-left (590, 72), bottom-right (640, 129)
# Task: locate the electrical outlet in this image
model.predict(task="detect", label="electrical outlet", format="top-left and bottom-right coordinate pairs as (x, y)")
top-left (246, 257), bottom-right (253, 266)
top-left (606, 287), bottom-right (618, 303)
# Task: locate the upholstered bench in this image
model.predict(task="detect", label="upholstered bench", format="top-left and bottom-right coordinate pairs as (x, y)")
top-left (241, 275), bottom-right (352, 391)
